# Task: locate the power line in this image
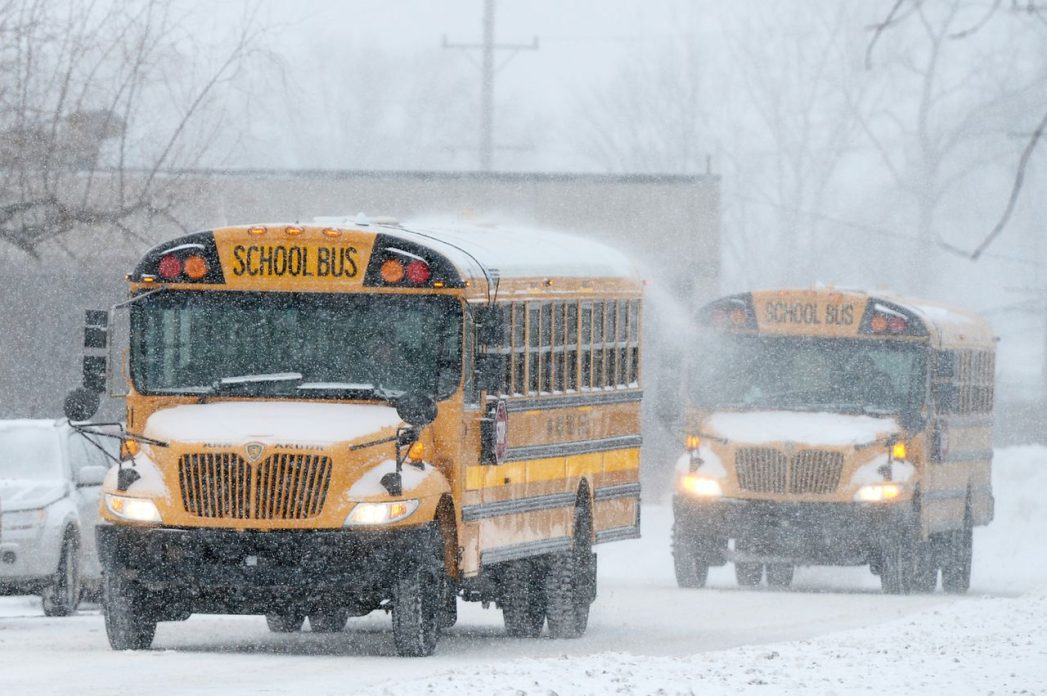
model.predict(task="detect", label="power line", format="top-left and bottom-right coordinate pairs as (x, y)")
top-left (442, 0), bottom-right (538, 171)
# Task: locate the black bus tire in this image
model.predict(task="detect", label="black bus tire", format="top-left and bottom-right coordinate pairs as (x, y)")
top-left (766, 563), bottom-right (794, 588)
top-left (942, 521), bottom-right (973, 594)
top-left (672, 524), bottom-right (709, 589)
top-left (392, 552), bottom-right (441, 657)
top-left (544, 504), bottom-right (594, 639)
top-left (103, 572), bottom-right (157, 650)
top-left (735, 562), bottom-right (763, 587)
top-left (309, 607), bottom-right (349, 633)
top-left (266, 610), bottom-right (305, 633)
top-left (501, 559), bottom-right (546, 638)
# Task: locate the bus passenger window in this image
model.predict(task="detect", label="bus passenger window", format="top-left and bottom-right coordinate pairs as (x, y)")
top-left (512, 303), bottom-right (525, 395)
top-left (593, 302), bottom-right (605, 388)
top-left (553, 303), bottom-right (565, 392)
top-left (607, 302), bottom-right (619, 386)
top-left (541, 303), bottom-right (553, 393)
top-left (528, 305), bottom-right (540, 394)
top-left (566, 303), bottom-right (579, 391)
top-left (580, 303), bottom-right (593, 390)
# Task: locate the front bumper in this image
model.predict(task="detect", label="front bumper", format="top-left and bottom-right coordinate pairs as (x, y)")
top-left (673, 495), bottom-right (916, 566)
top-left (97, 522), bottom-right (439, 615)
top-left (0, 528), bottom-right (64, 592)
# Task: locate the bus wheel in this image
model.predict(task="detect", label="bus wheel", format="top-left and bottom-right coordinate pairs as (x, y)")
top-left (942, 519), bottom-right (973, 594)
top-left (501, 559), bottom-right (546, 638)
top-left (911, 542), bottom-right (938, 593)
top-left (766, 563), bottom-right (794, 588)
top-left (103, 572), bottom-right (157, 650)
top-left (266, 610), bottom-right (305, 632)
top-left (42, 532), bottom-right (81, 617)
top-left (309, 607), bottom-right (349, 633)
top-left (392, 539), bottom-right (441, 657)
top-left (437, 577), bottom-right (458, 631)
top-left (735, 562), bottom-right (763, 587)
top-left (671, 525), bottom-right (709, 588)
top-left (879, 530), bottom-right (918, 595)
top-left (544, 505), bottom-right (595, 639)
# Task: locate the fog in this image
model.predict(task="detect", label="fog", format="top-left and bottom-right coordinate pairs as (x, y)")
top-left (175, 0), bottom-right (1047, 413)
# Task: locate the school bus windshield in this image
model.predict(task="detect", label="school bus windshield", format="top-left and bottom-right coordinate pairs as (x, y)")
top-left (690, 334), bottom-right (926, 414)
top-left (130, 291), bottom-right (462, 399)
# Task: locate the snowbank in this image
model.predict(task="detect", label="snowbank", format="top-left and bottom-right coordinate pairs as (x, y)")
top-left (360, 445), bottom-right (1047, 695)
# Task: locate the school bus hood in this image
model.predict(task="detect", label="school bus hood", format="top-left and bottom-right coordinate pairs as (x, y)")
top-left (142, 400), bottom-right (403, 447)
top-left (702, 410), bottom-right (899, 447)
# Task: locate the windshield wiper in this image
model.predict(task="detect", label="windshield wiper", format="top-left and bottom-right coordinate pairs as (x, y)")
top-left (296, 381), bottom-right (401, 400)
top-left (195, 372), bottom-right (303, 401)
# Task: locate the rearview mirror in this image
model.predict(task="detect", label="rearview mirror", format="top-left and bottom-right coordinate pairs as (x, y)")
top-left (64, 388), bottom-right (100, 422)
top-left (396, 392), bottom-right (437, 427)
top-left (475, 353), bottom-right (506, 394)
top-left (76, 465), bottom-right (108, 487)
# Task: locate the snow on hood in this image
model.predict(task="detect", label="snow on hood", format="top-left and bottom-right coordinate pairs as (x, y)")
top-left (704, 410), bottom-right (898, 447)
top-left (347, 459), bottom-right (436, 498)
top-left (0, 479), bottom-right (67, 512)
top-left (144, 401), bottom-right (402, 447)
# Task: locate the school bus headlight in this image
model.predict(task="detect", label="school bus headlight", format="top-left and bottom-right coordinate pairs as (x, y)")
top-left (345, 499), bottom-right (419, 526)
top-left (105, 494), bottom-right (162, 523)
top-left (854, 483), bottom-right (903, 503)
top-left (680, 474), bottom-right (722, 497)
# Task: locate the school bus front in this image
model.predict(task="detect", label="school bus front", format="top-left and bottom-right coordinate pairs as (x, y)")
top-left (672, 289), bottom-right (994, 594)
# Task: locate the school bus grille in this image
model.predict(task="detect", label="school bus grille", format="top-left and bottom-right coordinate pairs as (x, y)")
top-left (735, 448), bottom-right (843, 495)
top-left (178, 453), bottom-right (332, 520)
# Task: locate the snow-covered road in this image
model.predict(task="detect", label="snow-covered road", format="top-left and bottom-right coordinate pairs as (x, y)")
top-left (2, 446), bottom-right (1045, 694)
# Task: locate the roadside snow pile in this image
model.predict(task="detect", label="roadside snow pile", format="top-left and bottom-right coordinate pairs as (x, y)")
top-left (974, 445), bottom-right (1047, 592)
top-left (365, 590), bottom-right (1047, 696)
top-left (362, 445), bottom-right (1047, 695)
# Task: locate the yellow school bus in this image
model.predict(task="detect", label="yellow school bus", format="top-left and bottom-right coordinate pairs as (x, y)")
top-left (672, 288), bottom-right (994, 594)
top-left (65, 219), bottom-right (643, 655)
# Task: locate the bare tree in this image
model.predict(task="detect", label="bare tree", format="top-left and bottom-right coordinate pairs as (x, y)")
top-left (865, 0), bottom-right (1047, 260)
top-left (0, 0), bottom-right (262, 258)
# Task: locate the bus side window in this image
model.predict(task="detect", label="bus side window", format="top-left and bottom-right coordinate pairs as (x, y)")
top-left (540, 303), bottom-right (553, 393)
top-left (566, 302), bottom-right (579, 391)
top-left (592, 302), bottom-right (605, 388)
top-left (528, 304), bottom-right (540, 394)
top-left (512, 303), bottom-right (525, 395)
top-left (580, 302), bottom-right (593, 389)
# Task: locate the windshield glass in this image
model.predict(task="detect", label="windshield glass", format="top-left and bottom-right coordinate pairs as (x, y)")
top-left (131, 291), bottom-right (462, 399)
top-left (0, 428), bottom-right (62, 479)
top-left (690, 333), bottom-right (926, 414)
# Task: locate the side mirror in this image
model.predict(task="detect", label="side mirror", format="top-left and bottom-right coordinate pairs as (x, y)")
top-left (476, 353), bottom-right (506, 394)
top-left (475, 305), bottom-right (507, 346)
top-left (76, 465), bottom-right (108, 487)
top-left (395, 392), bottom-right (437, 427)
top-left (899, 407), bottom-right (926, 434)
top-left (64, 388), bottom-right (100, 422)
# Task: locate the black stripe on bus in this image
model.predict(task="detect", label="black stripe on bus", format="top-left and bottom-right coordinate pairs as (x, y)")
top-left (462, 492), bottom-right (578, 522)
top-left (943, 449), bottom-right (993, 463)
top-left (503, 435), bottom-right (642, 463)
top-left (595, 526), bottom-right (641, 544)
top-left (923, 484), bottom-right (993, 502)
top-left (463, 483), bottom-right (640, 522)
top-left (593, 482), bottom-right (642, 501)
top-left (481, 536), bottom-right (572, 565)
top-left (493, 390), bottom-right (643, 413)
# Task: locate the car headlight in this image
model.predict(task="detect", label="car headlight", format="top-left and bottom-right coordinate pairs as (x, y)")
top-left (680, 474), bottom-right (723, 497)
top-left (344, 499), bottom-right (419, 526)
top-left (105, 494), bottom-right (162, 523)
top-left (854, 483), bottom-right (904, 503)
top-left (1, 508), bottom-right (47, 531)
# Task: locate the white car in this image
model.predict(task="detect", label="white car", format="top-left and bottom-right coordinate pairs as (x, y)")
top-left (0, 420), bottom-right (114, 615)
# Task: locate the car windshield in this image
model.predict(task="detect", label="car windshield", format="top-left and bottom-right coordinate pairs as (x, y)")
top-left (690, 333), bottom-right (927, 414)
top-left (131, 291), bottom-right (462, 399)
top-left (0, 428), bottom-right (63, 480)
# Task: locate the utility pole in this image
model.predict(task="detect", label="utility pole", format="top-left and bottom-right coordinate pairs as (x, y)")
top-left (443, 0), bottom-right (538, 171)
